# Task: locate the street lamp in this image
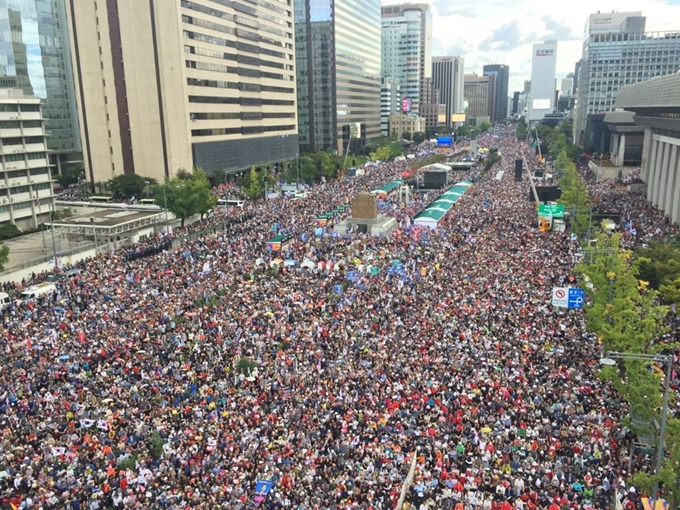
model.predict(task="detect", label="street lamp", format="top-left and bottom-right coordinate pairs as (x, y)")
top-left (599, 351), bottom-right (673, 499)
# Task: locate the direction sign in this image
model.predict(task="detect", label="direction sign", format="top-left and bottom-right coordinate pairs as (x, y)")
top-left (538, 204), bottom-right (565, 218)
top-left (568, 288), bottom-right (585, 309)
top-left (552, 287), bottom-right (585, 308)
top-left (552, 287), bottom-right (568, 308)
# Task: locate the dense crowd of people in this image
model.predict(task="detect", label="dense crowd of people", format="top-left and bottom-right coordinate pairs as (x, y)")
top-left (0, 129), bottom-right (677, 510)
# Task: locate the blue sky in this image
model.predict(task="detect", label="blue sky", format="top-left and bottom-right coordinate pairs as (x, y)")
top-left (384, 0), bottom-right (680, 92)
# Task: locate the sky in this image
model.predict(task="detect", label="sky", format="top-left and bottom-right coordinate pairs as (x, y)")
top-left (383, 0), bottom-right (680, 93)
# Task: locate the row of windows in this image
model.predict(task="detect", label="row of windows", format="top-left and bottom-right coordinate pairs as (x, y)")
top-left (206, 0), bottom-right (289, 18)
top-left (3, 151), bottom-right (47, 162)
top-left (191, 111), bottom-right (294, 120)
top-left (183, 0), bottom-right (289, 35)
top-left (0, 120), bottom-right (42, 129)
top-left (185, 45), bottom-right (287, 70)
top-left (187, 77), bottom-right (294, 94)
top-left (186, 59), bottom-right (290, 77)
top-left (192, 124), bottom-right (295, 136)
top-left (0, 104), bottom-right (41, 112)
top-left (182, 14), bottom-right (290, 46)
top-left (183, 30), bottom-right (288, 59)
top-left (188, 95), bottom-right (294, 106)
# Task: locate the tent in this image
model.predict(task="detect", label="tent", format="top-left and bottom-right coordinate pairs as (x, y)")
top-left (414, 208), bottom-right (447, 229)
top-left (371, 180), bottom-right (404, 198)
top-left (266, 234), bottom-right (294, 251)
top-left (412, 182), bottom-right (473, 230)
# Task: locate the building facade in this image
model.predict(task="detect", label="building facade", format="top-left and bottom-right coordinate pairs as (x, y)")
top-left (528, 41), bottom-right (557, 122)
top-left (0, 89), bottom-right (55, 229)
top-left (482, 64), bottom-right (509, 123)
top-left (464, 74), bottom-right (493, 121)
top-left (615, 73), bottom-right (680, 223)
top-left (389, 114), bottom-right (425, 138)
top-left (0, 0), bottom-right (81, 174)
top-left (420, 103), bottom-right (446, 130)
top-left (381, 3), bottom-right (431, 112)
top-left (381, 9), bottom-right (422, 114)
top-left (66, 0), bottom-right (299, 185)
top-left (432, 56), bottom-right (464, 128)
top-left (574, 11), bottom-right (680, 148)
top-left (297, 0), bottom-right (381, 154)
top-left (381, 78), bottom-right (401, 137)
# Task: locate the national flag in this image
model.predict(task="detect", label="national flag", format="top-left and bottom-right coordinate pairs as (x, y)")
top-left (97, 420), bottom-right (109, 431)
top-left (80, 419), bottom-right (95, 428)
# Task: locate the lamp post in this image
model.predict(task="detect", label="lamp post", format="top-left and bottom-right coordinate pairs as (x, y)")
top-left (599, 351), bottom-right (673, 499)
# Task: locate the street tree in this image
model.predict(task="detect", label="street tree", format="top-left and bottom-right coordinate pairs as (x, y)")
top-left (412, 132), bottom-right (426, 145)
top-left (109, 174), bottom-right (156, 201)
top-left (155, 168), bottom-right (217, 226)
top-left (243, 167), bottom-right (262, 200)
top-left (556, 152), bottom-right (590, 236)
top-left (0, 242), bottom-right (8, 271)
top-left (369, 146), bottom-right (391, 162)
top-left (401, 131), bottom-right (412, 140)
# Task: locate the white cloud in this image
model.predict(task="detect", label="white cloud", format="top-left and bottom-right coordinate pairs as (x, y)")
top-left (382, 0), bottom-right (680, 92)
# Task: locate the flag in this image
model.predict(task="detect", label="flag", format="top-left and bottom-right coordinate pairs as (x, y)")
top-left (80, 419), bottom-right (95, 428)
top-left (97, 420), bottom-right (109, 431)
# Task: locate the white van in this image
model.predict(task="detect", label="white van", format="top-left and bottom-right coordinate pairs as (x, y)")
top-left (0, 292), bottom-right (11, 307)
top-left (21, 283), bottom-right (57, 299)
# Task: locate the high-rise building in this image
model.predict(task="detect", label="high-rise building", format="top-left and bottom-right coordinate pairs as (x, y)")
top-left (381, 4), bottom-right (432, 110)
top-left (0, 89), bottom-right (56, 229)
top-left (523, 80), bottom-right (531, 94)
top-left (65, 0), bottom-right (298, 185)
top-left (464, 74), bottom-right (493, 122)
top-left (561, 75), bottom-right (574, 97)
top-left (528, 41), bottom-right (558, 122)
top-left (572, 60), bottom-right (581, 95)
top-left (382, 9), bottom-right (423, 114)
top-left (482, 64), bottom-right (509, 123)
top-left (381, 78), bottom-right (401, 137)
top-left (432, 56), bottom-right (464, 127)
top-left (0, 0), bottom-right (81, 174)
top-left (297, 0), bottom-right (381, 154)
top-left (574, 11), bottom-right (680, 148)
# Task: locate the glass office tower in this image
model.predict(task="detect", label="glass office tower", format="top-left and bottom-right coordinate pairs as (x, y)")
top-left (295, 0), bottom-right (381, 153)
top-left (0, 0), bottom-right (81, 161)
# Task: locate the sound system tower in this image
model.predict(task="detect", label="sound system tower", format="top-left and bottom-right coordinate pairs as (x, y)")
top-left (514, 159), bottom-right (523, 182)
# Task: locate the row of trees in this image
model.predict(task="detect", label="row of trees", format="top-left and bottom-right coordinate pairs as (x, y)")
top-left (552, 150), bottom-right (680, 503)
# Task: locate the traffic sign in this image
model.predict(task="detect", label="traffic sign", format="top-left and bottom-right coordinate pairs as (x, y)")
top-left (538, 204), bottom-right (565, 218)
top-left (552, 287), bottom-right (568, 308)
top-left (552, 287), bottom-right (585, 308)
top-left (568, 288), bottom-right (585, 309)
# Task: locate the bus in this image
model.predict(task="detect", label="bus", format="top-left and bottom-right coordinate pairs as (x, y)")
top-left (90, 196), bottom-right (113, 203)
top-left (139, 198), bottom-right (156, 205)
top-left (217, 198), bottom-right (245, 208)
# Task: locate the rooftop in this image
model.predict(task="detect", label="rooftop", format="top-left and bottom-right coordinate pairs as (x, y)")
top-left (615, 73), bottom-right (680, 109)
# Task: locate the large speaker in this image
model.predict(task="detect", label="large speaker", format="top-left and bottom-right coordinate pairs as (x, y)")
top-left (514, 159), bottom-right (523, 181)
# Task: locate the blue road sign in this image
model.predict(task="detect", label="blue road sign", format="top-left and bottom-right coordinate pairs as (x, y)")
top-left (568, 288), bottom-right (585, 309)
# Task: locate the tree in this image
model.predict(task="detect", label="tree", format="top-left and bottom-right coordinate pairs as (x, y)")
top-left (412, 132), bottom-right (426, 145)
top-left (155, 168), bottom-right (217, 227)
top-left (556, 151), bottom-right (590, 237)
top-left (387, 141), bottom-right (404, 159)
top-left (175, 168), bottom-right (193, 181)
top-left (56, 166), bottom-right (85, 189)
top-left (580, 233), bottom-right (669, 354)
top-left (0, 242), bottom-right (8, 271)
top-left (109, 174), bottom-right (156, 201)
top-left (477, 121), bottom-right (492, 133)
top-left (401, 131), bottom-right (412, 140)
top-left (369, 146), bottom-right (391, 162)
top-left (243, 167), bottom-right (262, 200)
top-left (207, 169), bottom-right (226, 188)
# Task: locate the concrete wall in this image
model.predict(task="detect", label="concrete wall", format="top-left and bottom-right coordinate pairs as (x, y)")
top-left (0, 248), bottom-right (97, 285)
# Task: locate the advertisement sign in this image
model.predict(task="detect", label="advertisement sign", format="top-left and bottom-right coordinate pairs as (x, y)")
top-left (402, 97), bottom-right (412, 113)
top-left (349, 122), bottom-right (361, 140)
top-left (450, 113), bottom-right (466, 123)
top-left (437, 114), bottom-right (447, 123)
top-left (437, 136), bottom-right (453, 146)
top-left (532, 99), bottom-right (551, 110)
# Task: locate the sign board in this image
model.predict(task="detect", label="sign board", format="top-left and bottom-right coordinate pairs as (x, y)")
top-left (349, 122), bottom-right (361, 140)
top-left (538, 203), bottom-right (565, 217)
top-left (552, 287), bottom-right (585, 309)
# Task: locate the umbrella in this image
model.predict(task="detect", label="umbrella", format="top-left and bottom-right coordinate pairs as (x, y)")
top-left (59, 355), bottom-right (70, 361)
top-left (101, 398), bottom-right (114, 404)
top-left (481, 427), bottom-right (492, 433)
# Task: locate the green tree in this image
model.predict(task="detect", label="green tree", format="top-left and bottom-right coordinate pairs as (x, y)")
top-left (477, 121), bottom-right (492, 133)
top-left (401, 131), bottom-right (412, 140)
top-left (155, 168), bottom-right (217, 226)
top-left (207, 169), bottom-right (226, 188)
top-left (556, 152), bottom-right (590, 237)
top-left (243, 166), bottom-right (262, 200)
top-left (387, 141), bottom-right (404, 159)
top-left (56, 166), bottom-right (85, 189)
top-left (580, 233), bottom-right (669, 354)
top-left (0, 241), bottom-right (9, 271)
top-left (636, 242), bottom-right (680, 291)
top-left (369, 146), bottom-right (391, 162)
top-left (109, 174), bottom-right (156, 201)
top-left (175, 168), bottom-right (193, 180)
top-left (412, 131), bottom-right (426, 145)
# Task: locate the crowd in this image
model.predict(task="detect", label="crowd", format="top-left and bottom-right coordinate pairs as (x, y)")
top-left (0, 129), bottom-right (676, 510)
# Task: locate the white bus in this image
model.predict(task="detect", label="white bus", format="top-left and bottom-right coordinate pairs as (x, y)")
top-left (217, 198), bottom-right (245, 208)
top-left (90, 196), bottom-right (113, 203)
top-left (139, 198), bottom-right (156, 205)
